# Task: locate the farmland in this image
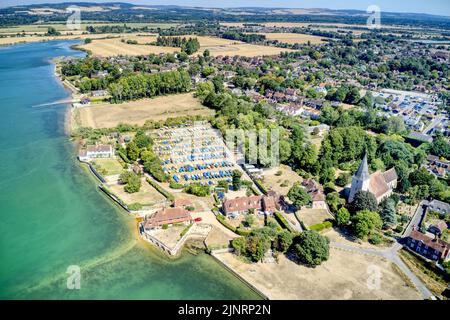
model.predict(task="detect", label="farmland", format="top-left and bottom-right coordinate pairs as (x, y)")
top-left (262, 32), bottom-right (327, 44)
top-left (77, 34), bottom-right (295, 57)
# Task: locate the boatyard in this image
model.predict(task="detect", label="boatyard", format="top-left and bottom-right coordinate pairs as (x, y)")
top-left (151, 123), bottom-right (240, 187)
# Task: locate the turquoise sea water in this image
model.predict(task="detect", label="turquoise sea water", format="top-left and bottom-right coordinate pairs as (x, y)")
top-left (0, 41), bottom-right (260, 299)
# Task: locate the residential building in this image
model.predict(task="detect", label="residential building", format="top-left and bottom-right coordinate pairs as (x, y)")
top-left (425, 155), bottom-right (449, 178)
top-left (428, 200), bottom-right (450, 215)
top-left (428, 220), bottom-right (448, 236)
top-left (301, 179), bottom-right (327, 209)
top-left (78, 144), bottom-right (114, 161)
top-left (348, 153), bottom-right (397, 203)
top-left (143, 207), bottom-right (193, 230)
top-left (222, 194), bottom-right (281, 218)
top-left (405, 230), bottom-right (450, 261)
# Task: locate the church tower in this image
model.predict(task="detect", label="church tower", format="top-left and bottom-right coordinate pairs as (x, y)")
top-left (348, 153), bottom-right (370, 203)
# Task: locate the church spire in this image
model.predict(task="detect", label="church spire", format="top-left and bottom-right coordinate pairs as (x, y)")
top-left (355, 152), bottom-right (369, 180)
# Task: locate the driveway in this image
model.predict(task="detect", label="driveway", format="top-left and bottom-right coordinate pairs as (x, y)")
top-left (403, 200), bottom-right (428, 237)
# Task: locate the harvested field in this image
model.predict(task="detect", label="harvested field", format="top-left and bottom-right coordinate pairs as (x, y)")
top-left (77, 34), bottom-right (295, 57)
top-left (262, 32), bottom-right (327, 44)
top-left (214, 249), bottom-right (421, 300)
top-left (76, 93), bottom-right (214, 129)
top-left (79, 35), bottom-right (179, 57)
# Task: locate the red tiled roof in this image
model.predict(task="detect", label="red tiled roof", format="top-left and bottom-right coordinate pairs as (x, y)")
top-left (409, 230), bottom-right (450, 254)
top-left (86, 144), bottom-right (112, 153)
top-left (144, 207), bottom-right (192, 229)
top-left (369, 171), bottom-right (391, 198)
top-left (262, 196), bottom-right (276, 212)
top-left (302, 179), bottom-right (325, 202)
top-left (382, 168), bottom-right (398, 184)
top-left (223, 195), bottom-right (262, 214)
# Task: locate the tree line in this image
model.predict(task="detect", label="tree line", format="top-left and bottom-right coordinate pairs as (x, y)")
top-left (108, 69), bottom-right (192, 102)
top-left (154, 36), bottom-right (201, 55)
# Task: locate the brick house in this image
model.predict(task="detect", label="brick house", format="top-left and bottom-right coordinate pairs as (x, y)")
top-left (144, 207), bottom-right (193, 230)
top-left (406, 230), bottom-right (450, 261)
top-left (222, 193), bottom-right (281, 218)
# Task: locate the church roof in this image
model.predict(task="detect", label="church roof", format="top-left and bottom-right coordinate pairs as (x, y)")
top-left (382, 168), bottom-right (398, 184)
top-left (355, 152), bottom-right (370, 180)
top-left (369, 171), bottom-right (391, 198)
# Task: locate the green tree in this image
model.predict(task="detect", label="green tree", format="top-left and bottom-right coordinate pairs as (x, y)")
top-left (246, 235), bottom-right (270, 262)
top-left (275, 230), bottom-right (293, 253)
top-left (232, 170), bottom-right (242, 190)
top-left (288, 183), bottom-right (312, 208)
top-left (336, 207), bottom-right (350, 226)
top-left (351, 209), bottom-right (382, 239)
top-left (293, 231), bottom-right (330, 267)
top-left (124, 173), bottom-right (141, 193)
top-left (244, 214), bottom-right (256, 227)
top-left (335, 172), bottom-right (351, 187)
top-left (325, 192), bottom-right (345, 213)
top-left (184, 183), bottom-right (210, 197)
top-left (379, 199), bottom-right (397, 226)
top-left (126, 140), bottom-right (140, 161)
top-left (430, 136), bottom-right (450, 159)
top-left (351, 190), bottom-right (378, 213)
top-left (231, 237), bottom-right (246, 256)
top-left (134, 129), bottom-right (152, 149)
top-left (119, 171), bottom-right (133, 184)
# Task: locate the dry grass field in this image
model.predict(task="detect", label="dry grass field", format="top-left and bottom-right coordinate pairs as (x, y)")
top-left (262, 32), bottom-right (327, 44)
top-left (260, 164), bottom-right (303, 195)
top-left (77, 34), bottom-right (295, 57)
top-left (79, 34), bottom-right (180, 56)
top-left (214, 249), bottom-right (421, 300)
top-left (297, 208), bottom-right (334, 228)
top-left (76, 93), bottom-right (214, 129)
top-left (108, 177), bottom-right (166, 206)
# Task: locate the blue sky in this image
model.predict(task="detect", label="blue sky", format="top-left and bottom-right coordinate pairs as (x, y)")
top-left (2, 0), bottom-right (450, 16)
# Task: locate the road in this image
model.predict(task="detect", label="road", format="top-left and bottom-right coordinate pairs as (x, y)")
top-left (330, 241), bottom-right (433, 299)
top-left (403, 200), bottom-right (428, 237)
top-left (422, 115), bottom-right (444, 135)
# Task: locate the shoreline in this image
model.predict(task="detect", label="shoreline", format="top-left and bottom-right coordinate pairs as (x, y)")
top-left (50, 41), bottom-right (264, 300)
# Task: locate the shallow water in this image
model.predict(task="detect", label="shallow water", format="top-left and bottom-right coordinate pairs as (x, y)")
top-left (0, 41), bottom-right (260, 299)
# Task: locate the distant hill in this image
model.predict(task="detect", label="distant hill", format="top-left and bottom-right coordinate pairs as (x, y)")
top-left (1, 2), bottom-right (450, 27)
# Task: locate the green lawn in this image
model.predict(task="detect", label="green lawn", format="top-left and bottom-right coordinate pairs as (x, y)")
top-left (91, 158), bottom-right (123, 176)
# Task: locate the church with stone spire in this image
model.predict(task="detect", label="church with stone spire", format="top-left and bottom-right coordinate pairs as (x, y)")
top-left (348, 153), bottom-right (398, 204)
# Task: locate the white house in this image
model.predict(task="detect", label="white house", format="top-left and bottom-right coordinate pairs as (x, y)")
top-left (79, 144), bottom-right (114, 161)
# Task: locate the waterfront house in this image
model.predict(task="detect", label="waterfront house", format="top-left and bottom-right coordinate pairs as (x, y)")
top-left (87, 144), bottom-right (114, 158)
top-left (405, 230), bottom-right (450, 261)
top-left (144, 207), bottom-right (193, 230)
